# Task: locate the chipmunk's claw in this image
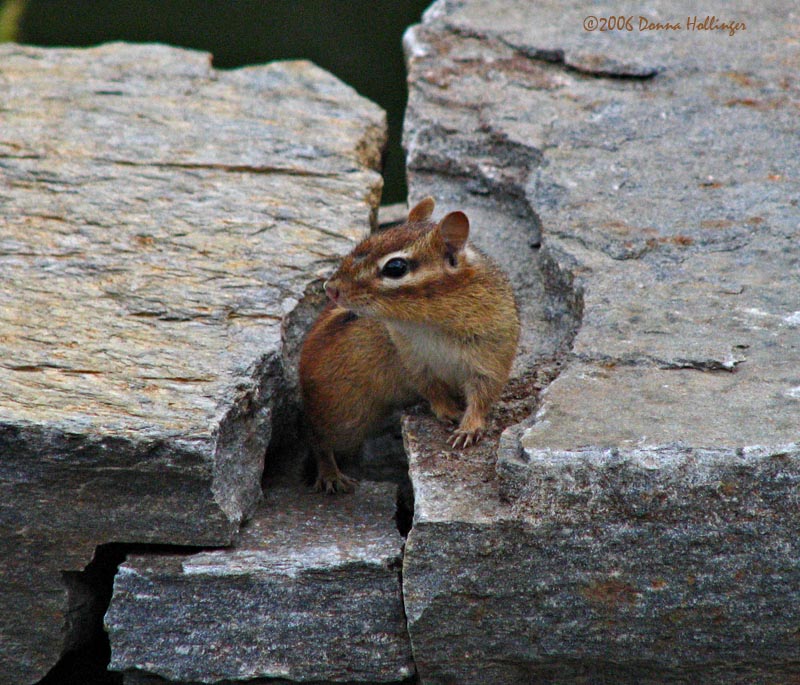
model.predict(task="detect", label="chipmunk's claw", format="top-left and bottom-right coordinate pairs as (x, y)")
top-left (313, 471), bottom-right (358, 495)
top-left (448, 427), bottom-right (483, 449)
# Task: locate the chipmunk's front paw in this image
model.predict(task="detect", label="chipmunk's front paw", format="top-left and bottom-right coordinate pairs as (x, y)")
top-left (313, 471), bottom-right (358, 495)
top-left (448, 427), bottom-right (483, 449)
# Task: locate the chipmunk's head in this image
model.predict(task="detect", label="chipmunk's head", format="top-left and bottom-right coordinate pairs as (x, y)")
top-left (324, 197), bottom-right (474, 321)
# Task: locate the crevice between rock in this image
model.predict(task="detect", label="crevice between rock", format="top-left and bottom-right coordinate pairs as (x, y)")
top-left (442, 19), bottom-right (662, 79)
top-left (99, 158), bottom-right (341, 179)
top-left (572, 353), bottom-right (744, 373)
top-left (37, 542), bottom-right (222, 685)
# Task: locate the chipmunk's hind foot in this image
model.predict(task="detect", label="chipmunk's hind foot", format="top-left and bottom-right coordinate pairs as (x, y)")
top-left (313, 470), bottom-right (358, 495)
top-left (313, 449), bottom-right (358, 495)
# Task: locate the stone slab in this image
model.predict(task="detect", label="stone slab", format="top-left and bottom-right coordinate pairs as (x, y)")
top-left (402, 0), bottom-right (800, 682)
top-left (106, 482), bottom-right (414, 683)
top-left (517, 360), bottom-right (798, 451)
top-left (406, 425), bottom-right (800, 684)
top-left (123, 676), bottom-right (413, 685)
top-left (0, 42), bottom-right (385, 684)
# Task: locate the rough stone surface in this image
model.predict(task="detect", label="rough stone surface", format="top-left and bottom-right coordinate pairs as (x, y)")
top-left (122, 675), bottom-right (412, 685)
top-left (0, 43), bottom-right (385, 684)
top-left (405, 426), bottom-right (800, 685)
top-left (105, 481), bottom-right (414, 683)
top-left (402, 1), bottom-right (800, 682)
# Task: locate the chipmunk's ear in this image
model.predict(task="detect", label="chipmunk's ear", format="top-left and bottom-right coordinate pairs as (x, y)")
top-left (407, 196), bottom-right (435, 223)
top-left (438, 211), bottom-right (470, 253)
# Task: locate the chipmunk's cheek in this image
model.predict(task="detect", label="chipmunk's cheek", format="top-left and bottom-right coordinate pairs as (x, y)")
top-left (333, 292), bottom-right (360, 314)
top-left (343, 298), bottom-right (365, 315)
top-left (335, 287), bottom-right (368, 313)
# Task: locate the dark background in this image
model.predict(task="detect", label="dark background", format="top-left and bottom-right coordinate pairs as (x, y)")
top-left (13, 0), bottom-right (432, 204)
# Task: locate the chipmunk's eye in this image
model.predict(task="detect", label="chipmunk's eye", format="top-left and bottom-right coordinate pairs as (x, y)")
top-left (381, 257), bottom-right (409, 279)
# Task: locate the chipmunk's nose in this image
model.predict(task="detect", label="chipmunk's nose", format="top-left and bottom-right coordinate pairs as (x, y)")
top-left (324, 280), bottom-right (340, 303)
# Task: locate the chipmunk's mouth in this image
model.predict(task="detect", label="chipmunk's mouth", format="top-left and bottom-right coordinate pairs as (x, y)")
top-left (324, 283), bottom-right (357, 314)
top-left (324, 280), bottom-right (341, 305)
top-left (323, 280), bottom-right (377, 316)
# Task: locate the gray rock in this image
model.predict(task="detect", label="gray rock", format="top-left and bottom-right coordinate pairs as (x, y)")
top-left (404, 421), bottom-right (800, 685)
top-left (122, 671), bottom-right (417, 685)
top-left (0, 43), bottom-right (385, 684)
top-left (402, 0), bottom-right (800, 682)
top-left (106, 482), bottom-right (414, 683)
top-left (122, 674), bottom-right (412, 685)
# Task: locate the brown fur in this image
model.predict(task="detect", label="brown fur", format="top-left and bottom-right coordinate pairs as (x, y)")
top-left (299, 197), bottom-right (520, 492)
top-left (300, 303), bottom-right (417, 454)
top-left (299, 303), bottom-right (417, 492)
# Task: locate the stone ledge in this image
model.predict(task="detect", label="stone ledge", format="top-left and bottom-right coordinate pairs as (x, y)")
top-left (105, 482), bottom-right (414, 684)
top-left (0, 42), bottom-right (385, 684)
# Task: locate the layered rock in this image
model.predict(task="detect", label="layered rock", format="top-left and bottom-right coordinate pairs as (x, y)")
top-left (402, 1), bottom-right (800, 682)
top-left (0, 42), bottom-right (385, 684)
top-left (105, 482), bottom-right (413, 683)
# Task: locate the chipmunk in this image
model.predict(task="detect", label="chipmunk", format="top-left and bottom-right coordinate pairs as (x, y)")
top-left (299, 197), bottom-right (520, 493)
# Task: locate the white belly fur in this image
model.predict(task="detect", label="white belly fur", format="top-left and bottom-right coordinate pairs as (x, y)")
top-left (385, 321), bottom-right (470, 391)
